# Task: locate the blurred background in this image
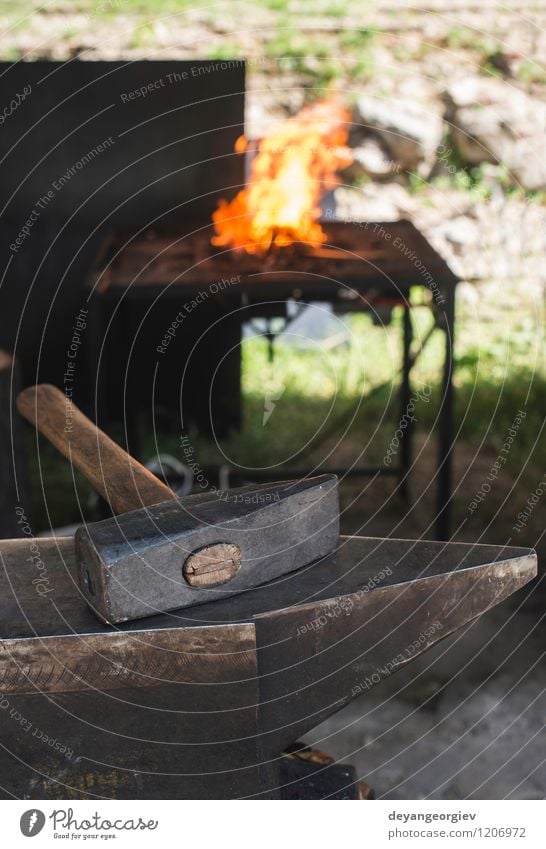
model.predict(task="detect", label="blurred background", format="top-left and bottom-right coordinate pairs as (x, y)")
top-left (0, 0), bottom-right (544, 799)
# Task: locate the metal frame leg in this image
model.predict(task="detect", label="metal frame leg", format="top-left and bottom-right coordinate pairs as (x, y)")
top-left (120, 297), bottom-right (141, 459)
top-left (436, 281), bottom-right (456, 539)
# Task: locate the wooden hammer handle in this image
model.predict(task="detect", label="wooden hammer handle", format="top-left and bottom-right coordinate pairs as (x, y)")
top-left (17, 384), bottom-right (177, 514)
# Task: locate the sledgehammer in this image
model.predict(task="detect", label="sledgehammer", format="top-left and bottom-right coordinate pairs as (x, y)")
top-left (17, 385), bottom-right (339, 624)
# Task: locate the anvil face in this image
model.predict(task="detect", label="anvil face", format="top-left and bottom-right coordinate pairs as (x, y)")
top-left (74, 475), bottom-right (339, 624)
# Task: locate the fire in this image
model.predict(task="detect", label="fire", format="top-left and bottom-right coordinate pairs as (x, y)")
top-left (212, 100), bottom-right (352, 255)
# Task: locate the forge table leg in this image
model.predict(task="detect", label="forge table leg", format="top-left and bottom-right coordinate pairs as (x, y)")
top-left (436, 282), bottom-right (456, 539)
top-left (120, 296), bottom-right (141, 460)
top-left (399, 302), bottom-right (414, 501)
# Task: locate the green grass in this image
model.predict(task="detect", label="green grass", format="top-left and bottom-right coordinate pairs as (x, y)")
top-left (443, 25), bottom-right (496, 55)
top-left (189, 300), bottom-right (544, 474)
top-left (127, 21), bottom-right (157, 49)
top-left (429, 169), bottom-right (493, 200)
top-left (26, 297), bottom-right (545, 534)
top-left (339, 28), bottom-right (376, 50)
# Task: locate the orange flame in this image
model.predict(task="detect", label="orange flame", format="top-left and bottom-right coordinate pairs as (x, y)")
top-left (212, 100), bottom-right (352, 255)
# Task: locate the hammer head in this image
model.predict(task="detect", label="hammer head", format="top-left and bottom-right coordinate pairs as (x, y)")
top-left (75, 475), bottom-right (339, 624)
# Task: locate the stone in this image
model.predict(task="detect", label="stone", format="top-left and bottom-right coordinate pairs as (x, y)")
top-left (354, 94), bottom-right (444, 177)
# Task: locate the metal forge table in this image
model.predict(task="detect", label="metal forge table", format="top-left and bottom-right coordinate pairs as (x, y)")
top-left (88, 220), bottom-right (458, 539)
top-left (0, 533), bottom-right (534, 799)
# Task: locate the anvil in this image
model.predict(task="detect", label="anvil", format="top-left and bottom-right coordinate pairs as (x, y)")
top-left (0, 530), bottom-right (536, 799)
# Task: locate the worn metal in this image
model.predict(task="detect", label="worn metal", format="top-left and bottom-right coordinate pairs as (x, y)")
top-left (90, 219), bottom-right (459, 537)
top-left (0, 532), bottom-right (536, 798)
top-left (75, 475), bottom-right (340, 624)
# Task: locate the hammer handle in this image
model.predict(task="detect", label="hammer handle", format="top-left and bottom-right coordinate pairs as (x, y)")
top-left (17, 384), bottom-right (177, 514)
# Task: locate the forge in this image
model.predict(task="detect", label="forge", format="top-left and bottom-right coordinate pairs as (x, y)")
top-left (0, 60), bottom-right (459, 535)
top-left (89, 216), bottom-right (457, 536)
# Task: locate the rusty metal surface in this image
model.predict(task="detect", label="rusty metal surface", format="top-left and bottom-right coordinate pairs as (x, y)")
top-left (0, 534), bottom-right (536, 798)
